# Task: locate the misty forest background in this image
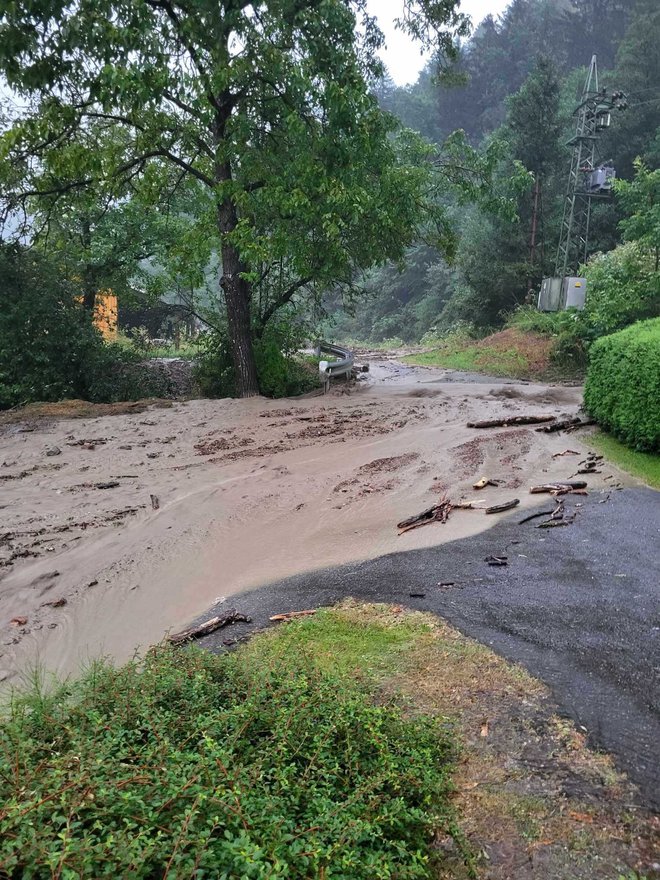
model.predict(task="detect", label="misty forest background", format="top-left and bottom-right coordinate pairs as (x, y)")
top-left (326, 0), bottom-right (659, 344)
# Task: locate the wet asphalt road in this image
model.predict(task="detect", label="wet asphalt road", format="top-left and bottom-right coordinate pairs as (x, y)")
top-left (201, 487), bottom-right (660, 809)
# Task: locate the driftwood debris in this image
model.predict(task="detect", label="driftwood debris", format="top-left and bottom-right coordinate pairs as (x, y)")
top-left (551, 449), bottom-right (580, 458)
top-left (398, 498), bottom-right (453, 534)
top-left (485, 498), bottom-right (520, 515)
top-left (269, 609), bottom-right (317, 622)
top-left (485, 555), bottom-right (508, 566)
top-left (530, 480), bottom-right (587, 495)
top-left (536, 417), bottom-right (596, 434)
top-left (150, 494), bottom-right (160, 510)
top-left (518, 508), bottom-right (555, 524)
top-left (467, 415), bottom-right (555, 429)
top-left (473, 477), bottom-right (503, 489)
top-left (168, 609), bottom-right (251, 645)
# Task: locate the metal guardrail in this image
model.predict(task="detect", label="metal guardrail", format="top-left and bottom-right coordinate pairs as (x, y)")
top-left (315, 341), bottom-right (355, 392)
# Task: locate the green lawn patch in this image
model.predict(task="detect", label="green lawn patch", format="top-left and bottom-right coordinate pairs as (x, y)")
top-left (588, 432), bottom-right (660, 489)
top-left (402, 329), bottom-right (560, 380)
top-left (404, 345), bottom-right (528, 377)
top-left (0, 607), bottom-right (458, 879)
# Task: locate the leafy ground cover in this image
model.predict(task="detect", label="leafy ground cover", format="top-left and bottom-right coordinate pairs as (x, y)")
top-left (402, 329), bottom-right (560, 380)
top-left (1, 603), bottom-right (656, 879)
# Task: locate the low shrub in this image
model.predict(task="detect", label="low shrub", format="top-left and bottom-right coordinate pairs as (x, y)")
top-left (0, 645), bottom-right (456, 879)
top-left (584, 318), bottom-right (660, 451)
top-left (195, 320), bottom-right (319, 399)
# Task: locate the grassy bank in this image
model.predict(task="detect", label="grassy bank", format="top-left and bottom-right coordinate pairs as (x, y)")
top-left (0, 603), bottom-right (655, 879)
top-left (402, 329), bottom-right (568, 381)
top-left (588, 432), bottom-right (660, 489)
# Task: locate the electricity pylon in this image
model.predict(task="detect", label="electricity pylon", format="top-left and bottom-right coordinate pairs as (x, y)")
top-left (555, 55), bottom-right (627, 276)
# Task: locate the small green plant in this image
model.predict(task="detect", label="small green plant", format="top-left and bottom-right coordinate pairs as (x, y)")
top-left (0, 642), bottom-right (457, 878)
top-left (584, 318), bottom-right (660, 451)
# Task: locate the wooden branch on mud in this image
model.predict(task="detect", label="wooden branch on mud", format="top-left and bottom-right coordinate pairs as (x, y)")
top-left (536, 417), bottom-right (596, 434)
top-left (168, 609), bottom-right (251, 645)
top-left (485, 498), bottom-right (520, 514)
top-left (269, 609), bottom-right (317, 622)
top-left (518, 508), bottom-right (555, 524)
top-left (398, 500), bottom-right (452, 534)
top-left (530, 480), bottom-right (587, 495)
top-left (467, 415), bottom-right (556, 429)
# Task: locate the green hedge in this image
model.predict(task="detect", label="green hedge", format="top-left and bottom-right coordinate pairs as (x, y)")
top-left (584, 318), bottom-right (660, 452)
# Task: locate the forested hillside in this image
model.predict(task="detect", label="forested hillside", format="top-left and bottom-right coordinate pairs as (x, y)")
top-left (328, 0), bottom-right (660, 344)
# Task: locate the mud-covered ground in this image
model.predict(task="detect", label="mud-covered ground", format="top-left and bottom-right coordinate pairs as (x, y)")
top-left (0, 359), bottom-right (630, 688)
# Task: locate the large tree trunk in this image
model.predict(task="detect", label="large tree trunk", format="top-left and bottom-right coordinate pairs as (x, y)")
top-left (217, 200), bottom-right (260, 398)
top-left (214, 96), bottom-right (260, 398)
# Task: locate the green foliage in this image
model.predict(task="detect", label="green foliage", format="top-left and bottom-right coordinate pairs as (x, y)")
top-left (194, 319), bottom-right (318, 399)
top-left (582, 242), bottom-right (660, 337)
top-left (0, 244), bottom-right (171, 409)
top-left (0, 642), bottom-right (457, 879)
top-left (584, 318), bottom-right (660, 451)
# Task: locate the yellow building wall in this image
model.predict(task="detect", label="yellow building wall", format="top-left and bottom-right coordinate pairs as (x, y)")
top-left (92, 292), bottom-right (118, 341)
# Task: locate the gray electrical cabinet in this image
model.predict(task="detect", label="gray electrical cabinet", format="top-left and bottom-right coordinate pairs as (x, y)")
top-left (538, 277), bottom-right (563, 311)
top-left (538, 276), bottom-right (586, 311)
top-left (563, 276), bottom-right (587, 309)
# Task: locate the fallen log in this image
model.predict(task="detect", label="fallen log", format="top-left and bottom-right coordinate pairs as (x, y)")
top-left (551, 449), bottom-right (580, 458)
top-left (485, 498), bottom-right (520, 514)
top-left (397, 499), bottom-right (452, 533)
top-left (269, 609), bottom-right (317, 622)
top-left (518, 508), bottom-right (555, 524)
top-left (536, 417), bottom-right (596, 434)
top-left (467, 415), bottom-right (556, 429)
top-left (530, 480), bottom-right (587, 494)
top-left (168, 609), bottom-right (251, 646)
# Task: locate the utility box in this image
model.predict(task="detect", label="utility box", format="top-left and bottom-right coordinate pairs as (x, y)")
top-left (538, 277), bottom-right (563, 311)
top-left (538, 276), bottom-right (587, 311)
top-left (563, 276), bottom-right (586, 310)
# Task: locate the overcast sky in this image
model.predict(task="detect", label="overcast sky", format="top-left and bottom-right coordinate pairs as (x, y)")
top-left (366, 0), bottom-right (510, 85)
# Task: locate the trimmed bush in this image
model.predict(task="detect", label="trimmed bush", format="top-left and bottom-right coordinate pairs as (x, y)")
top-left (0, 645), bottom-right (456, 878)
top-left (584, 318), bottom-right (660, 451)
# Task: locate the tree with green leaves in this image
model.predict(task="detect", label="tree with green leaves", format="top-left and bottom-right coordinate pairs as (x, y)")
top-left (506, 55), bottom-right (563, 283)
top-left (0, 0), bottom-right (475, 397)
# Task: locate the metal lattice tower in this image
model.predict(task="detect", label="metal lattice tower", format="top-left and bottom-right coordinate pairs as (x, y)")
top-left (555, 56), bottom-right (625, 276)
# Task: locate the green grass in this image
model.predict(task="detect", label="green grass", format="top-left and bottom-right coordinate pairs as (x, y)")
top-left (403, 345), bottom-right (528, 377)
top-left (588, 431), bottom-right (660, 489)
top-left (242, 603), bottom-right (430, 677)
top-left (0, 606), bottom-right (457, 879)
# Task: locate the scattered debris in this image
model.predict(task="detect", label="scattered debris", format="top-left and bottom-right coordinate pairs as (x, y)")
top-left (94, 481), bottom-right (120, 490)
top-left (168, 609), bottom-right (251, 645)
top-left (10, 616), bottom-right (27, 626)
top-left (150, 494), bottom-right (160, 510)
top-left (518, 508), bottom-right (555, 524)
top-left (146, 452), bottom-right (160, 459)
top-left (45, 446), bottom-right (61, 457)
top-left (485, 498), bottom-right (520, 514)
top-left (551, 449), bottom-right (580, 458)
top-left (530, 480), bottom-right (587, 495)
top-left (269, 609), bottom-right (317, 622)
top-left (485, 555), bottom-right (508, 566)
top-left (473, 477), bottom-right (503, 489)
top-left (572, 452), bottom-right (604, 476)
top-left (398, 498), bottom-right (453, 534)
top-left (41, 597), bottom-right (67, 608)
top-left (467, 415), bottom-right (555, 429)
top-left (536, 417), bottom-right (596, 434)
top-left (409, 592), bottom-right (426, 598)
top-left (437, 581), bottom-right (456, 588)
